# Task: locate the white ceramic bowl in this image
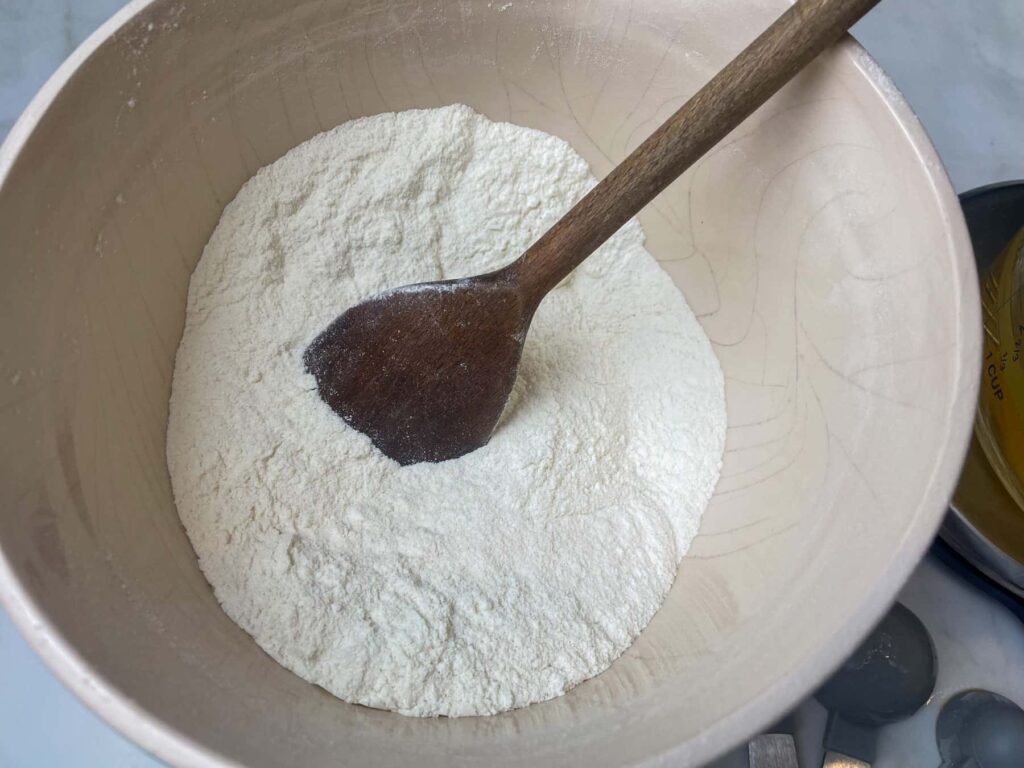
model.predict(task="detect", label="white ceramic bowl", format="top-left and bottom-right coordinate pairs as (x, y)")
top-left (0, 0), bottom-right (979, 765)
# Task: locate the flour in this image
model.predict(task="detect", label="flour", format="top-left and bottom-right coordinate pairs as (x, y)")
top-left (166, 105), bottom-right (726, 717)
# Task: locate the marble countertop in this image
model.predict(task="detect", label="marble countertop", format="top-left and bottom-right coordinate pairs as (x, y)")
top-left (1, 1), bottom-right (1022, 766)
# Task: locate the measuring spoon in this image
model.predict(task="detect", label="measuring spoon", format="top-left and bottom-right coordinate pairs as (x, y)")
top-left (815, 602), bottom-right (937, 767)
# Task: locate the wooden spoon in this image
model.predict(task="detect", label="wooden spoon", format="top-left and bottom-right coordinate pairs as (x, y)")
top-left (304, 0), bottom-right (881, 465)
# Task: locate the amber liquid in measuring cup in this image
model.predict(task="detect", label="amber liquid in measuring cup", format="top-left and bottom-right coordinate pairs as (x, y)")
top-left (977, 226), bottom-right (1024, 560)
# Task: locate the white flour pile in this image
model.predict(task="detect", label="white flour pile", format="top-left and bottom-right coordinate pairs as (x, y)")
top-left (167, 105), bottom-right (725, 717)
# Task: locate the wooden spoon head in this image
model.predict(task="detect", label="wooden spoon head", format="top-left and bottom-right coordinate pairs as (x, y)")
top-left (304, 273), bottom-right (532, 465)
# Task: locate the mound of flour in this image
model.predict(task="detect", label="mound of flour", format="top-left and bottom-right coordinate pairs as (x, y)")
top-left (167, 105), bottom-right (725, 717)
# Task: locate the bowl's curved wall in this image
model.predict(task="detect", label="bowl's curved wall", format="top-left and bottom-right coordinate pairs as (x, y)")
top-left (0, 0), bottom-right (978, 765)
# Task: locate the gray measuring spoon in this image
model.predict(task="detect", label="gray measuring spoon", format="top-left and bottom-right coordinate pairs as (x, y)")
top-left (815, 602), bottom-right (937, 766)
top-left (937, 689), bottom-right (1024, 768)
top-left (749, 714), bottom-right (799, 768)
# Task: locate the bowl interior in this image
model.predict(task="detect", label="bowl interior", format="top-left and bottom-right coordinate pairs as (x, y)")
top-left (0, 0), bottom-right (977, 765)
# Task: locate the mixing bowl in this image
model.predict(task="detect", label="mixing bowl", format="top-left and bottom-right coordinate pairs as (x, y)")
top-left (0, 0), bottom-right (979, 765)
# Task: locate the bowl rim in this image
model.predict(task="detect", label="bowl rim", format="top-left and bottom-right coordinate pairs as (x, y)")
top-left (0, 1), bottom-right (980, 765)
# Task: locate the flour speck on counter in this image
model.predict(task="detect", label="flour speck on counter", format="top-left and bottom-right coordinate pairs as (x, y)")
top-left (166, 105), bottom-right (726, 717)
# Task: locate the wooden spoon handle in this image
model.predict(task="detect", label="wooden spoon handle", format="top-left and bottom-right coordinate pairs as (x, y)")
top-left (514, 0), bottom-right (882, 302)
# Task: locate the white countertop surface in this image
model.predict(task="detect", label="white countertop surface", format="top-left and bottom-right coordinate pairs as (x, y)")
top-left (1, 1), bottom-right (1022, 766)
